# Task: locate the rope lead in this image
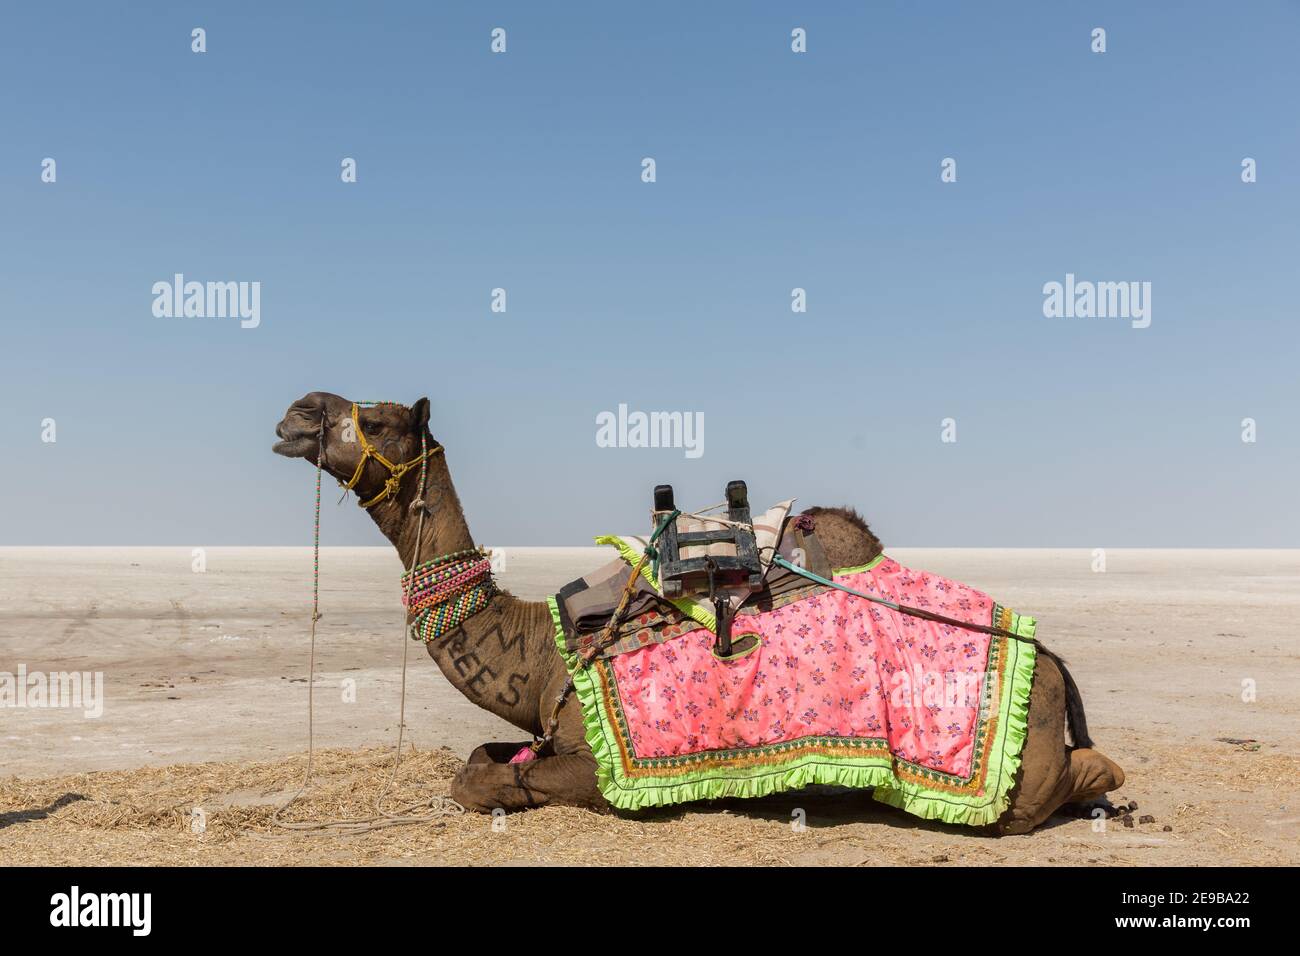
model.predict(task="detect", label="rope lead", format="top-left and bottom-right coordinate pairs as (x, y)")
top-left (770, 554), bottom-right (1040, 646)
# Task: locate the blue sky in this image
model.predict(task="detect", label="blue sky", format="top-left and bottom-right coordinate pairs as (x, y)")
top-left (1, 2), bottom-right (1296, 546)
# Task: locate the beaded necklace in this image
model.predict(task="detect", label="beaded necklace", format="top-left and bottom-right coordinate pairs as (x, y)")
top-left (401, 548), bottom-right (497, 644)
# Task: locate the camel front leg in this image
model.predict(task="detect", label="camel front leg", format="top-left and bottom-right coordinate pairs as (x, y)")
top-left (451, 743), bottom-right (608, 813)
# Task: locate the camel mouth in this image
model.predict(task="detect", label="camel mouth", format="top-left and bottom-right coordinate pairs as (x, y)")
top-left (273, 423), bottom-right (318, 459)
top-left (273, 435), bottom-right (318, 458)
top-left (272, 437), bottom-right (316, 458)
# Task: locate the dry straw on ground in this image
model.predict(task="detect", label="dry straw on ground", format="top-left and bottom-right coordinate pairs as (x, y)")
top-left (0, 746), bottom-right (806, 866)
top-left (2, 745), bottom-right (1296, 866)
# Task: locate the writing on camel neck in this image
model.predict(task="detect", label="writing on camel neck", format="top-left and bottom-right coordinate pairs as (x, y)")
top-left (361, 445), bottom-right (554, 735)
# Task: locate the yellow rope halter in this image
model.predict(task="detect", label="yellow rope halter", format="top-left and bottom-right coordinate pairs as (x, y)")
top-left (340, 402), bottom-right (443, 508)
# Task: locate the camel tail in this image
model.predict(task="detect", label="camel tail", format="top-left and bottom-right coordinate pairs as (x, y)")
top-left (1035, 644), bottom-right (1094, 750)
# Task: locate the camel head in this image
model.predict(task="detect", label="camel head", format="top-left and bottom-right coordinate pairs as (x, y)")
top-left (273, 391), bottom-right (433, 506)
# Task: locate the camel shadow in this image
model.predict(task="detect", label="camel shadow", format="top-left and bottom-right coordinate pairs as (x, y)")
top-left (0, 792), bottom-right (88, 830)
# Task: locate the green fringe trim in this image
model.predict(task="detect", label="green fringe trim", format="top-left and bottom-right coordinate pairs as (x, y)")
top-left (830, 555), bottom-right (886, 576)
top-left (549, 580), bottom-right (1038, 827)
top-left (551, 595), bottom-right (621, 805)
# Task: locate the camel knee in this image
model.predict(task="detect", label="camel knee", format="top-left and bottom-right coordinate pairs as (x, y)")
top-left (450, 750), bottom-right (604, 813)
top-left (1069, 747), bottom-right (1125, 801)
top-left (1107, 758), bottom-right (1125, 792)
top-left (450, 775), bottom-right (488, 813)
top-left (450, 763), bottom-right (500, 813)
top-left (450, 754), bottom-right (534, 813)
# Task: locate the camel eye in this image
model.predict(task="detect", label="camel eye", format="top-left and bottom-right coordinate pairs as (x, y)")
top-left (364, 420), bottom-right (383, 435)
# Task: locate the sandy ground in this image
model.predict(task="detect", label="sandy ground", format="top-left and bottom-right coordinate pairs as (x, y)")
top-left (1, 546), bottom-right (1297, 866)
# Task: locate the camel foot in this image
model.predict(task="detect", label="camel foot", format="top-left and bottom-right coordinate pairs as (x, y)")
top-left (451, 743), bottom-right (608, 813)
top-left (1058, 796), bottom-right (1123, 820)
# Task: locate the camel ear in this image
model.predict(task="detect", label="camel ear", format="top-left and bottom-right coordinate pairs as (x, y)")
top-left (410, 397), bottom-right (431, 433)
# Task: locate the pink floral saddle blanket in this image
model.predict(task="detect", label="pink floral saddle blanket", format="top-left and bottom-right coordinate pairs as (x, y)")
top-left (548, 554), bottom-right (1039, 826)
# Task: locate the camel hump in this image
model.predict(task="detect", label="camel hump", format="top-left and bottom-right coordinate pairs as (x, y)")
top-left (801, 506), bottom-right (883, 570)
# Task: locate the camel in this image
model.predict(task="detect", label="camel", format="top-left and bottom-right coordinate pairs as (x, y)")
top-left (273, 391), bottom-right (1126, 833)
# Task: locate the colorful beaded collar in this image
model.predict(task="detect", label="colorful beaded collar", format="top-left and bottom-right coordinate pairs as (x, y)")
top-left (401, 548), bottom-right (497, 644)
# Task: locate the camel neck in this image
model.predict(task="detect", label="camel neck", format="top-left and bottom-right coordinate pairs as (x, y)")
top-left (363, 438), bottom-right (552, 734)
top-left (367, 445), bottom-right (476, 570)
